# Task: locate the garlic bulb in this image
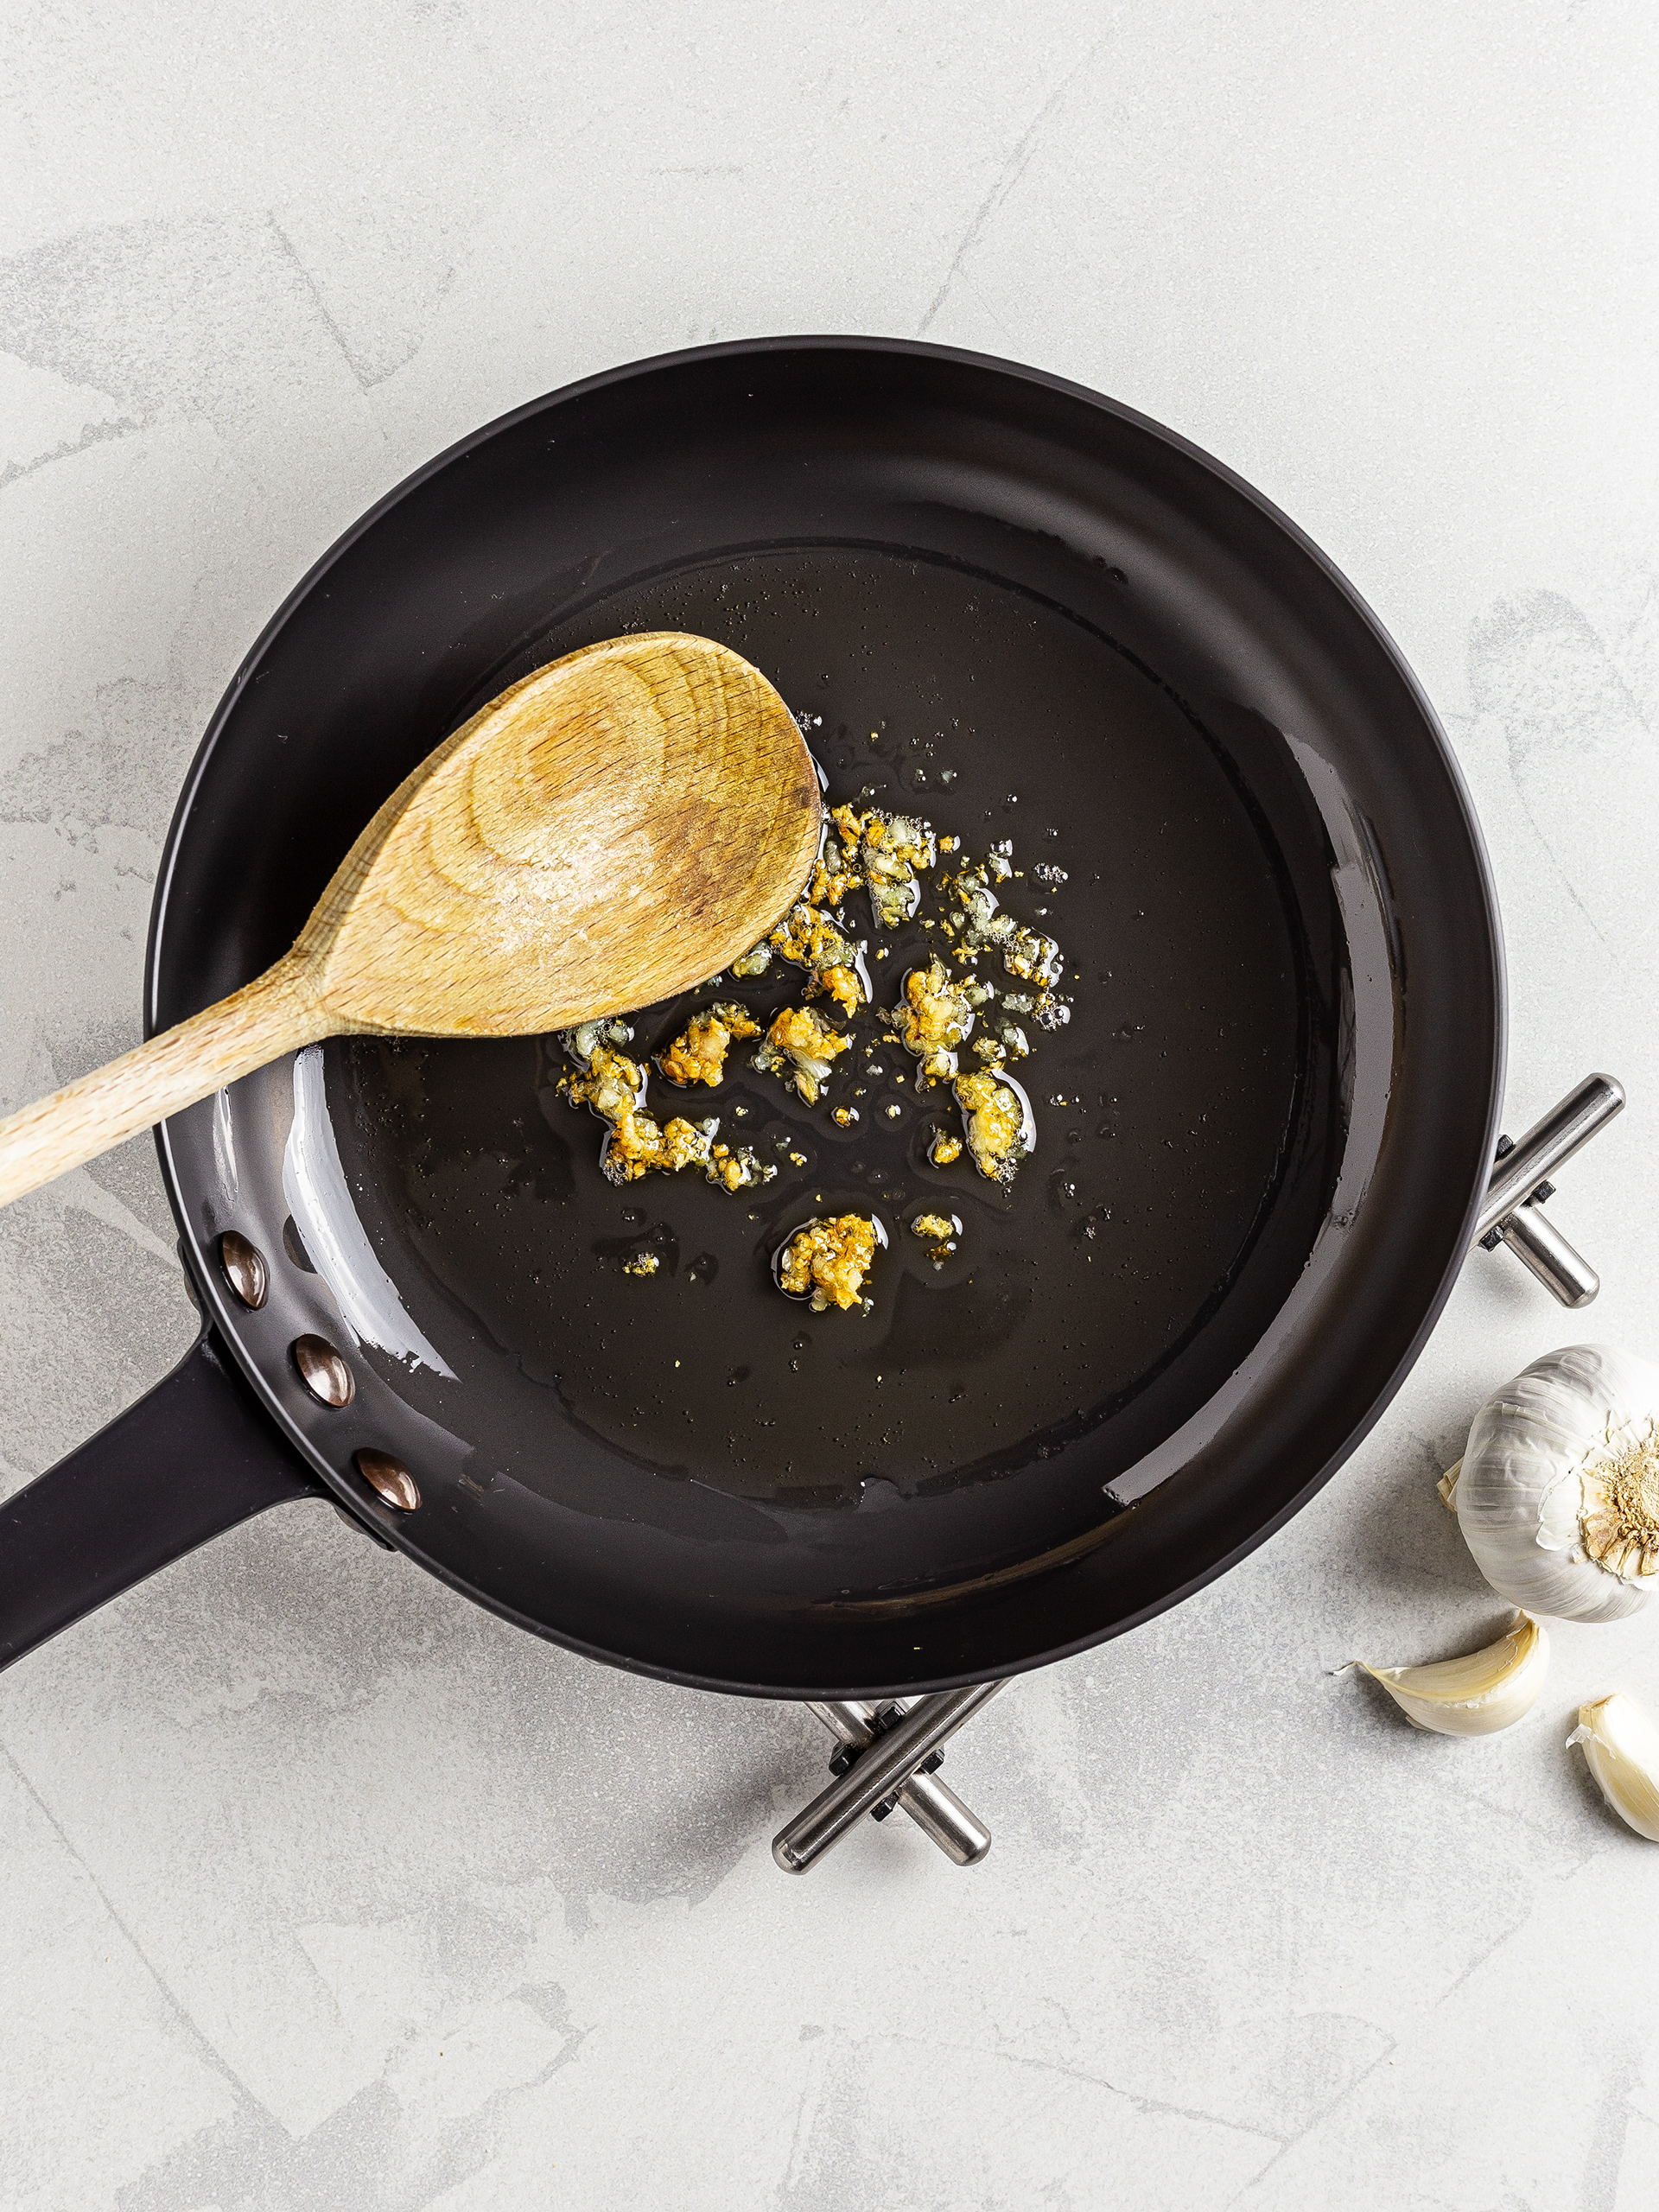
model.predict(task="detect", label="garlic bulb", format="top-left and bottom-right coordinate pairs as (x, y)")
top-left (1445, 1344), bottom-right (1659, 1623)
top-left (1353, 1612), bottom-right (1548, 1735)
top-left (1567, 1694), bottom-right (1659, 1840)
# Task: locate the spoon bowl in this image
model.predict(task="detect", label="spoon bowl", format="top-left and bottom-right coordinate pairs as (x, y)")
top-left (0, 632), bottom-right (821, 1206)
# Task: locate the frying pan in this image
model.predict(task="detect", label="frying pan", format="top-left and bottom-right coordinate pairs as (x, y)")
top-left (0, 340), bottom-right (1503, 1699)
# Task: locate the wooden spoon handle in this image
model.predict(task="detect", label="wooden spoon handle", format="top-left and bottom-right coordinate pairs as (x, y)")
top-left (0, 956), bottom-right (334, 1208)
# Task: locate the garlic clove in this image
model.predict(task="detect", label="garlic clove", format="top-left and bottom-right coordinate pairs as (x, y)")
top-left (1438, 1459), bottom-right (1462, 1510)
top-left (1355, 1612), bottom-right (1548, 1735)
top-left (1567, 1693), bottom-right (1659, 1841)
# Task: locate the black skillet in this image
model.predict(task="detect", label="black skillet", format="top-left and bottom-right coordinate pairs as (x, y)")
top-left (0, 340), bottom-right (1503, 1698)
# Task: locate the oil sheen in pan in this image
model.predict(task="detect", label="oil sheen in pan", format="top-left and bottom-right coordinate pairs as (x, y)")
top-left (327, 548), bottom-right (1325, 1510)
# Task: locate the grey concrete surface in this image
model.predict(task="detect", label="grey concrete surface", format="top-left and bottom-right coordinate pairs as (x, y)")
top-left (3, 3), bottom-right (1658, 2205)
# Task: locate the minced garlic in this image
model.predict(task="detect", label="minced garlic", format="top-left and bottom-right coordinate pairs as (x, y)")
top-left (807, 847), bottom-right (861, 908)
top-left (972, 1020), bottom-right (1030, 1064)
top-left (753, 899), bottom-right (866, 1013)
top-left (562, 1016), bottom-right (632, 1065)
top-left (753, 1005), bottom-right (851, 1106)
top-left (1002, 925), bottom-right (1062, 985)
top-left (658, 1001), bottom-right (761, 1087)
top-left (706, 1141), bottom-right (769, 1192)
top-left (891, 958), bottom-right (977, 1087)
top-left (831, 804), bottom-right (938, 929)
top-left (564, 784), bottom-right (1073, 1256)
top-left (954, 1069), bottom-right (1032, 1185)
top-left (910, 1211), bottom-right (960, 1267)
top-left (949, 864), bottom-right (1062, 988)
top-left (1001, 988), bottom-right (1069, 1033)
top-left (778, 1214), bottom-right (880, 1312)
top-left (605, 1105), bottom-right (715, 1183)
top-left (560, 1042), bottom-right (773, 1192)
top-left (560, 1039), bottom-right (644, 1122)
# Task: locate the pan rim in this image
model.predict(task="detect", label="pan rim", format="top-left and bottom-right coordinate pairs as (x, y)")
top-left (149, 336), bottom-right (1506, 1699)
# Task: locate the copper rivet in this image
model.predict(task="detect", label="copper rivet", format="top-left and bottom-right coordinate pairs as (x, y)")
top-left (219, 1230), bottom-right (269, 1310)
top-left (292, 1334), bottom-right (354, 1408)
top-left (355, 1448), bottom-right (420, 1513)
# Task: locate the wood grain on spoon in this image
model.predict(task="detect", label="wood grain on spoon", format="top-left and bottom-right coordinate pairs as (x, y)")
top-left (0, 632), bottom-right (823, 1208)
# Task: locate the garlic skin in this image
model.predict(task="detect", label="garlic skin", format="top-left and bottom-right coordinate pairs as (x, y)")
top-left (1449, 1344), bottom-right (1659, 1623)
top-left (1567, 1694), bottom-right (1659, 1841)
top-left (1357, 1612), bottom-right (1548, 1735)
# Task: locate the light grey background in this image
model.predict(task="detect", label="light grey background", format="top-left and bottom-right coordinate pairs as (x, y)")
top-left (3, 4), bottom-right (1658, 2206)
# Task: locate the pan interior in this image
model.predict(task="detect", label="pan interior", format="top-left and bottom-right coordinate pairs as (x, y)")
top-left (320, 546), bottom-right (1337, 1522)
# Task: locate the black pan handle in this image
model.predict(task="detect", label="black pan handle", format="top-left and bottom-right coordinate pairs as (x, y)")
top-left (0, 1327), bottom-right (328, 1673)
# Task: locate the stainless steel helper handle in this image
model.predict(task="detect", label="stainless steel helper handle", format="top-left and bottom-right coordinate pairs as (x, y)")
top-left (1477, 1074), bottom-right (1623, 1238)
top-left (774, 1682), bottom-right (1004, 1872)
top-left (807, 1699), bottom-right (992, 1866)
top-left (1478, 1074), bottom-right (1623, 1306)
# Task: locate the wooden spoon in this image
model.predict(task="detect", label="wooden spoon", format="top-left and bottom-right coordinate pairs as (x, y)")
top-left (0, 632), bottom-right (823, 1208)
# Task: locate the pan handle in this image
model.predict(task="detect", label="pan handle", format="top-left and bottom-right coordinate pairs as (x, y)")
top-left (0, 1327), bottom-right (328, 1673)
